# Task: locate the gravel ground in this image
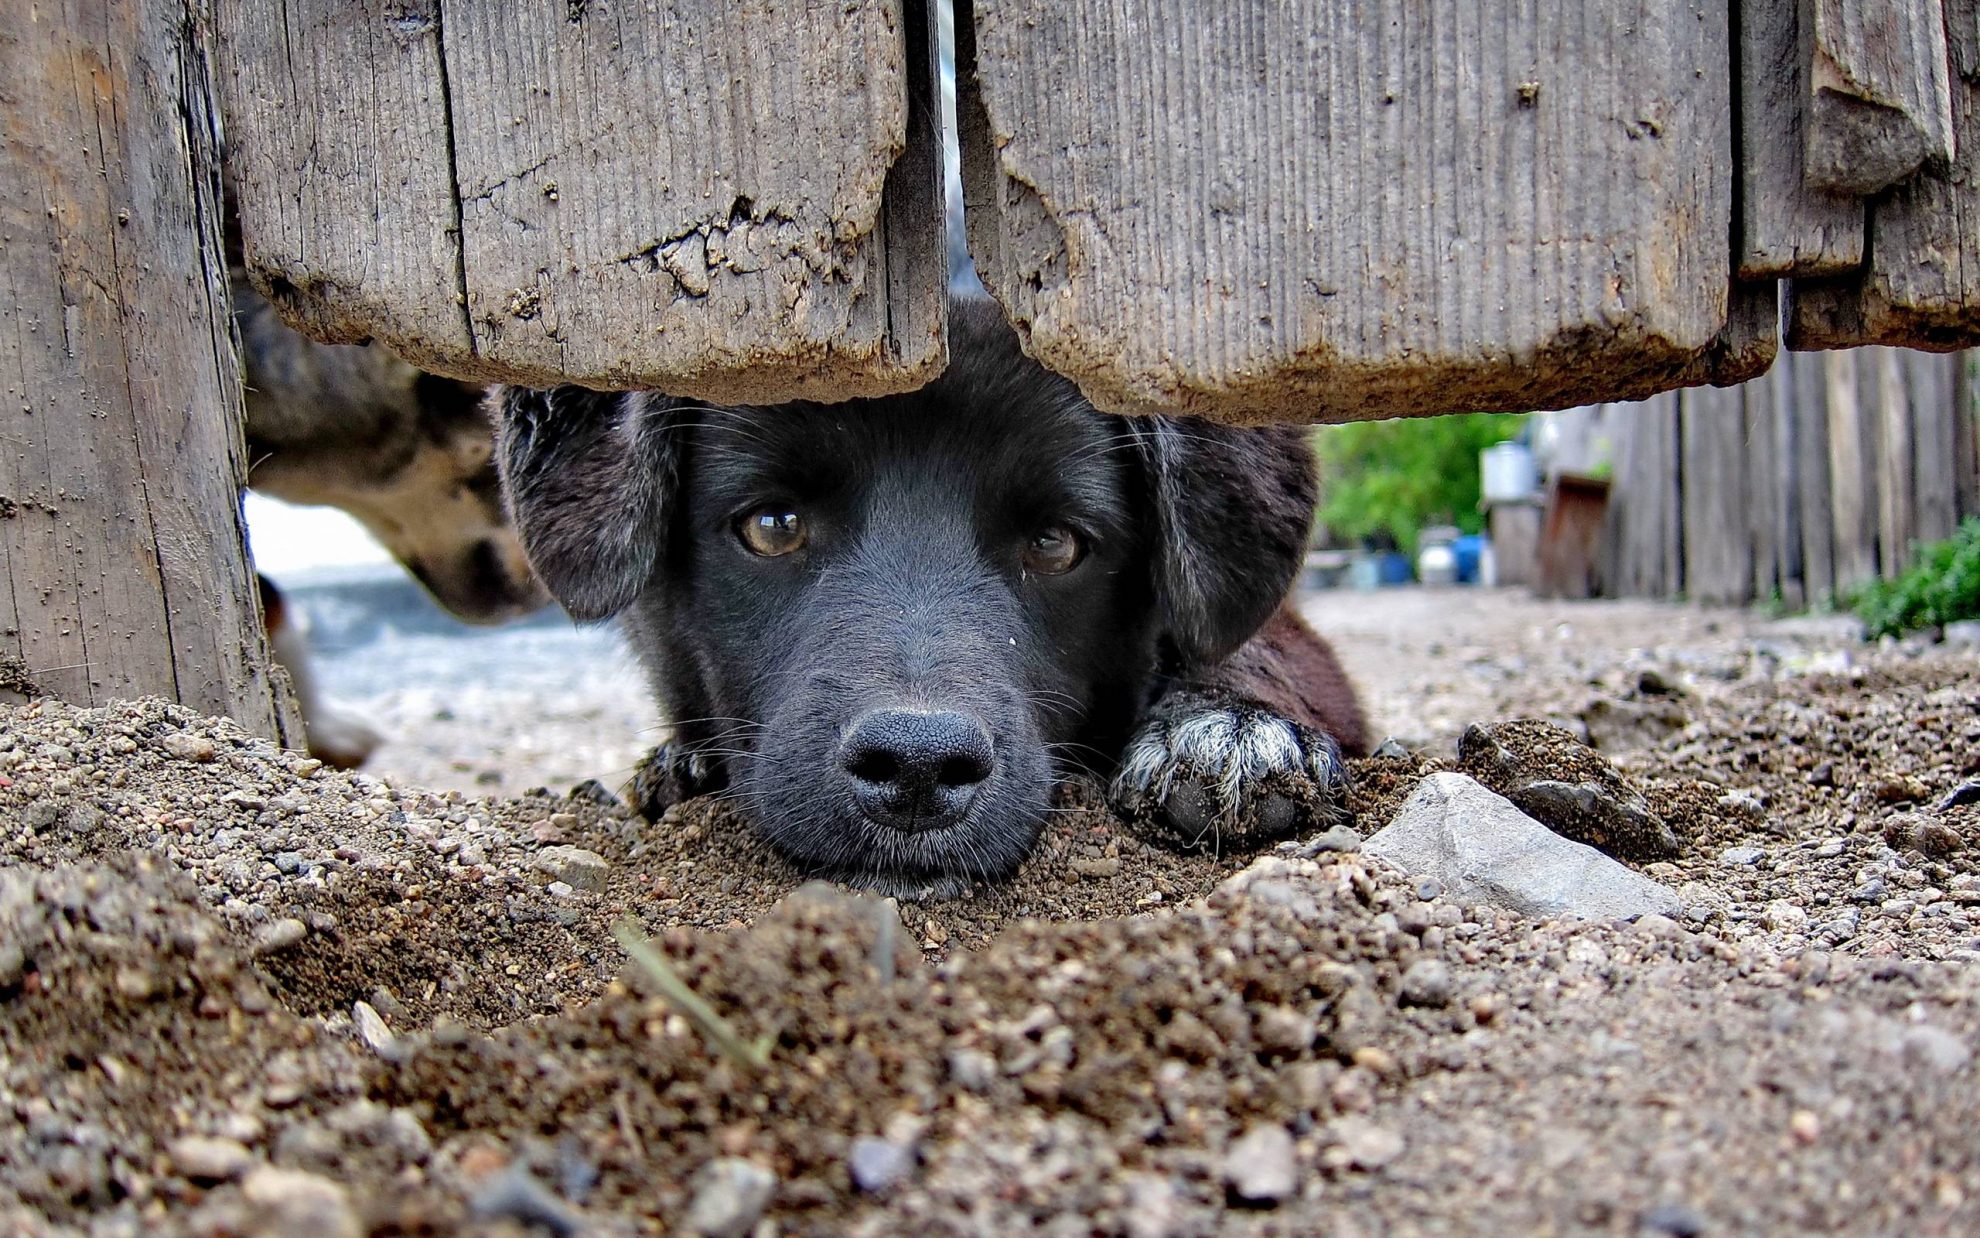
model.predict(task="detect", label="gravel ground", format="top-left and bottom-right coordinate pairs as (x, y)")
top-left (2, 587), bottom-right (1977, 1235)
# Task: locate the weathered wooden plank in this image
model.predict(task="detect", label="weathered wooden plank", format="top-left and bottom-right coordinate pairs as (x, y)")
top-left (1789, 0), bottom-right (1980, 350)
top-left (1681, 385), bottom-right (1752, 603)
top-left (218, 0), bottom-right (947, 400)
top-left (1744, 371), bottom-right (1781, 601)
top-left (1869, 348), bottom-right (1917, 576)
top-left (960, 0), bottom-right (1736, 422)
top-left (1, 0), bottom-right (294, 737)
top-left (1959, 353), bottom-right (1980, 520)
top-left (1803, 0), bottom-right (1956, 196)
top-left (1908, 350), bottom-right (1960, 543)
top-left (1738, 0), bottom-right (1864, 278)
top-left (1790, 352), bottom-right (1837, 602)
top-left (1768, 357), bottom-right (1808, 608)
top-left (1824, 351), bottom-right (1881, 589)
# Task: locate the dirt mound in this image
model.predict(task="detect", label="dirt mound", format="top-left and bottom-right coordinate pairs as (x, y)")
top-left (3, 613), bottom-right (1980, 1233)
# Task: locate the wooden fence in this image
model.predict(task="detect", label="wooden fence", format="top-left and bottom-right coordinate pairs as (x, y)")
top-left (1601, 349), bottom-right (1980, 606)
top-left (6, 0), bottom-right (1980, 733)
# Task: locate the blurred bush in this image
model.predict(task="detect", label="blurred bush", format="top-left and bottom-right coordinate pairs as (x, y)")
top-left (1852, 519), bottom-right (1980, 639)
top-left (1311, 413), bottom-right (1526, 556)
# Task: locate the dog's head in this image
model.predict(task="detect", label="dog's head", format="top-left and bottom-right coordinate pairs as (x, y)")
top-left (240, 309), bottom-right (549, 625)
top-left (497, 298), bottom-right (1315, 891)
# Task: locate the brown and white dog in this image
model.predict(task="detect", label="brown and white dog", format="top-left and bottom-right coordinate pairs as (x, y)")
top-left (237, 280), bottom-right (549, 765)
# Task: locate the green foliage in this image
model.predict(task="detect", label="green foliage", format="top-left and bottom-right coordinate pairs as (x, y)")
top-left (1311, 413), bottom-right (1526, 555)
top-left (1851, 518), bottom-right (1980, 639)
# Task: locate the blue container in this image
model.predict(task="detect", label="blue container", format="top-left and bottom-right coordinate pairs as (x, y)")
top-left (1377, 551), bottom-right (1413, 585)
top-left (1452, 534), bottom-right (1485, 584)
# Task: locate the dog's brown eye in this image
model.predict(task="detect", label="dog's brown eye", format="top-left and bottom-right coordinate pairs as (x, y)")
top-left (738, 507), bottom-right (806, 557)
top-left (1022, 525), bottom-right (1084, 576)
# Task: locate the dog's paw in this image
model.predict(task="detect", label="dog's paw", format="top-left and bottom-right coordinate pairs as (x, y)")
top-left (629, 741), bottom-right (728, 821)
top-left (1110, 694), bottom-right (1352, 849)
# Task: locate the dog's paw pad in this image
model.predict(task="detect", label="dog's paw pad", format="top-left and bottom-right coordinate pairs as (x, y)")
top-left (1110, 701), bottom-right (1351, 849)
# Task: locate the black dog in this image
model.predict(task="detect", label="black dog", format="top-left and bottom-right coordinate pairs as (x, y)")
top-left (495, 297), bottom-right (1367, 894)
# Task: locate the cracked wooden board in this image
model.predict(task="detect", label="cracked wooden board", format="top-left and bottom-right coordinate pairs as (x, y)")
top-left (217, 0), bottom-right (946, 400)
top-left (1, 0), bottom-right (296, 740)
top-left (960, 0), bottom-right (1739, 424)
top-left (1789, 0), bottom-right (1980, 351)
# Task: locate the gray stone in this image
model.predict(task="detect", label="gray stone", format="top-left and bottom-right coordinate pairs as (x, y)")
top-left (1224, 1124), bottom-right (1298, 1203)
top-left (240, 1166), bottom-right (361, 1238)
top-left (533, 845), bottom-right (610, 892)
top-left (683, 1158), bottom-right (776, 1238)
top-left (1398, 959), bottom-right (1455, 1008)
top-left (169, 1135), bottom-right (254, 1182)
top-left (1364, 774), bottom-right (1682, 920)
top-left (251, 917), bottom-right (307, 955)
top-left (848, 1135), bottom-right (914, 1193)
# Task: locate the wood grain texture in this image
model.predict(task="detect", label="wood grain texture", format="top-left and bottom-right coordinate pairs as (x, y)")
top-left (218, 0), bottom-right (947, 400)
top-left (1789, 0), bottom-right (1980, 350)
top-left (1906, 351), bottom-right (1959, 544)
top-left (1790, 352), bottom-right (1837, 602)
top-left (1959, 354), bottom-right (1980, 525)
top-left (1681, 385), bottom-right (1751, 603)
top-left (1, 0), bottom-right (295, 739)
top-left (1824, 350), bottom-right (1882, 589)
top-left (1738, 0), bottom-right (1864, 278)
top-left (1869, 348), bottom-right (1916, 576)
top-left (960, 0), bottom-right (1736, 423)
top-left (1803, 0), bottom-right (1955, 195)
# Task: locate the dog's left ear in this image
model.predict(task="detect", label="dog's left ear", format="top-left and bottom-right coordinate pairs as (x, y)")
top-left (1131, 417), bottom-right (1317, 668)
top-left (494, 385), bottom-right (686, 621)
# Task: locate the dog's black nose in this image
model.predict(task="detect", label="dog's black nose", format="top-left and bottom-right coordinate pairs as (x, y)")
top-left (840, 709), bottom-right (994, 831)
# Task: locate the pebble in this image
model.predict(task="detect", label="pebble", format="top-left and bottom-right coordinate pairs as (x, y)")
top-left (1942, 780), bottom-right (1980, 811)
top-left (533, 845), bottom-right (610, 892)
top-left (240, 1166), bottom-right (360, 1238)
top-left (1719, 846), bottom-right (1764, 866)
top-left (169, 1135), bottom-right (253, 1182)
top-left (682, 1158), bottom-right (777, 1238)
top-left (161, 734), bottom-right (217, 762)
top-left (1224, 1124), bottom-right (1298, 1203)
top-left (251, 918), bottom-right (308, 955)
top-left (847, 1135), bottom-right (915, 1193)
top-left (1638, 1202), bottom-right (1708, 1237)
top-left (1763, 901), bottom-right (1809, 933)
top-left (1398, 959), bottom-right (1455, 1008)
top-left (352, 1001), bottom-right (397, 1057)
top-left (1415, 876), bottom-right (1445, 901)
top-left (1323, 1115), bottom-right (1406, 1170)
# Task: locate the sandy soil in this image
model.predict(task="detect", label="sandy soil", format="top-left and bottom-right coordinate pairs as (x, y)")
top-left (2, 587), bottom-right (1977, 1235)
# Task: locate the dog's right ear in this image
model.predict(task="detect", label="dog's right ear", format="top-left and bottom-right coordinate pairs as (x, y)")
top-left (492, 385), bottom-right (684, 621)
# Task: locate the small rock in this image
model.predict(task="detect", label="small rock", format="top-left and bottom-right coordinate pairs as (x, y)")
top-left (1323, 1115), bottom-right (1405, 1170)
top-left (1069, 856), bottom-right (1121, 879)
top-left (533, 845), bottom-right (610, 892)
top-left (1885, 813), bottom-right (1963, 858)
top-left (1717, 789), bottom-right (1766, 816)
top-left (1224, 1124), bottom-right (1298, 1203)
top-left (1763, 901), bottom-right (1809, 933)
top-left (1456, 721), bottom-right (1680, 861)
top-left (1942, 779), bottom-right (1980, 811)
top-left (682, 1158), bottom-right (777, 1238)
top-left (161, 733), bottom-right (216, 762)
top-left (1718, 846), bottom-right (1764, 866)
top-left (1371, 736), bottom-right (1412, 759)
top-left (252, 918), bottom-right (308, 956)
top-left (847, 1136), bottom-right (914, 1193)
top-left (947, 1048), bottom-right (997, 1093)
top-left (1122, 1172), bottom-right (1181, 1238)
top-left (352, 1000), bottom-right (397, 1057)
top-left (1398, 959), bottom-right (1454, 1008)
top-left (1293, 825), bottom-right (1361, 856)
top-left (1364, 774), bottom-right (1683, 920)
top-left (169, 1135), bottom-right (253, 1182)
top-left (1414, 876), bottom-right (1444, 901)
top-left (1638, 1201), bottom-right (1708, 1237)
top-left (240, 1166), bottom-right (360, 1238)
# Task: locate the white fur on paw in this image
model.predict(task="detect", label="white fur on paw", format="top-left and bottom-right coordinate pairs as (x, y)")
top-left (1111, 703), bottom-right (1348, 845)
